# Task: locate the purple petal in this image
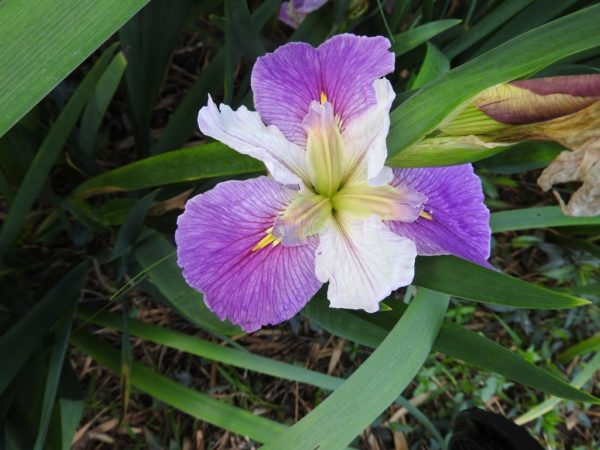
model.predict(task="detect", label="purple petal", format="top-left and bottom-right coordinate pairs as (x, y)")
top-left (175, 177), bottom-right (322, 332)
top-left (251, 34), bottom-right (395, 144)
top-left (387, 165), bottom-right (491, 267)
top-left (512, 74), bottom-right (600, 97)
top-left (278, 2), bottom-right (305, 29)
top-left (292, 0), bottom-right (329, 13)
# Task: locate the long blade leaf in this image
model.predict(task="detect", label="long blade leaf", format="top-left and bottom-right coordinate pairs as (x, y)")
top-left (515, 352), bottom-right (600, 425)
top-left (70, 330), bottom-right (285, 443)
top-left (414, 256), bottom-right (589, 309)
top-left (0, 262), bottom-right (87, 393)
top-left (387, 4), bottom-right (600, 158)
top-left (444, 0), bottom-right (535, 59)
top-left (303, 303), bottom-right (599, 403)
top-left (0, 0), bottom-right (150, 138)
top-left (0, 46), bottom-right (118, 258)
top-left (490, 207), bottom-right (600, 233)
top-left (262, 289), bottom-right (449, 450)
top-left (33, 305), bottom-right (76, 450)
top-left (557, 334), bottom-right (600, 363)
top-left (77, 308), bottom-right (341, 391)
top-left (72, 142), bottom-right (263, 198)
top-left (435, 323), bottom-right (599, 404)
top-left (152, 0), bottom-right (277, 153)
top-left (392, 19), bottom-right (461, 56)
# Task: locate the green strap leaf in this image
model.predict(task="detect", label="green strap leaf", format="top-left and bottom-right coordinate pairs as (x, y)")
top-left (304, 297), bottom-right (386, 348)
top-left (120, 0), bottom-right (196, 153)
top-left (411, 43), bottom-right (450, 89)
top-left (413, 256), bottom-right (589, 309)
top-left (303, 302), bottom-right (599, 403)
top-left (262, 289), bottom-right (449, 450)
top-left (435, 324), bottom-right (599, 404)
top-left (0, 262), bottom-right (87, 394)
top-left (515, 352), bottom-right (600, 425)
top-left (110, 190), bottom-right (158, 260)
top-left (490, 207), bottom-right (600, 233)
top-left (392, 19), bottom-right (461, 56)
top-left (474, 0), bottom-right (580, 57)
top-left (386, 137), bottom-right (508, 168)
top-left (0, 46), bottom-right (119, 258)
top-left (444, 0), bottom-right (535, 59)
top-left (152, 52), bottom-right (225, 154)
top-left (477, 141), bottom-right (563, 175)
top-left (152, 0), bottom-right (278, 153)
top-left (77, 51), bottom-right (128, 170)
top-left (77, 308), bottom-right (341, 391)
top-left (80, 306), bottom-right (444, 447)
top-left (70, 330), bottom-right (285, 443)
top-left (0, 0), bottom-right (150, 139)
top-left (72, 142), bottom-right (263, 198)
top-left (557, 334), bottom-right (600, 363)
top-left (386, 4), bottom-right (600, 159)
top-left (51, 364), bottom-right (85, 450)
top-left (33, 304), bottom-right (76, 450)
top-left (389, 0), bottom-right (415, 33)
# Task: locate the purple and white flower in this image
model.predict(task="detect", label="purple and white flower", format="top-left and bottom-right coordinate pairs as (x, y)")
top-left (176, 34), bottom-right (491, 332)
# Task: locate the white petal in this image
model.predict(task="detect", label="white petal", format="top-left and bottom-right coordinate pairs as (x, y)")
top-left (368, 166), bottom-right (394, 186)
top-left (342, 78), bottom-right (395, 185)
top-left (198, 96), bottom-right (311, 186)
top-left (315, 213), bottom-right (417, 312)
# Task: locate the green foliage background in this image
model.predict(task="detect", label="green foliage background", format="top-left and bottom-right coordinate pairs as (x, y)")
top-left (0, 0), bottom-right (599, 448)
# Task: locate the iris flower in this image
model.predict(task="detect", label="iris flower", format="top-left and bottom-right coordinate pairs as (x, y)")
top-left (176, 35), bottom-right (491, 332)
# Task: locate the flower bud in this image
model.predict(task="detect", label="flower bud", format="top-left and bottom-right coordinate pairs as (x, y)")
top-left (442, 74), bottom-right (600, 216)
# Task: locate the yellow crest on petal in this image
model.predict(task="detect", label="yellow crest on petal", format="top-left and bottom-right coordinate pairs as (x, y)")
top-left (251, 227), bottom-right (281, 252)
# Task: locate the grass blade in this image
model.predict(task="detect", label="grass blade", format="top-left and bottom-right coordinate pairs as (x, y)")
top-left (414, 256), bottom-right (589, 309)
top-left (389, 0), bottom-right (415, 33)
top-left (152, 1), bottom-right (277, 153)
top-left (387, 4), bottom-right (600, 159)
top-left (515, 353), bottom-right (600, 425)
top-left (474, 0), bottom-right (580, 57)
top-left (33, 305), bottom-right (76, 450)
top-left (110, 191), bottom-right (158, 260)
top-left (304, 303), bottom-right (599, 403)
top-left (77, 52), bottom-right (128, 171)
top-left (392, 19), bottom-right (461, 56)
top-left (120, 0), bottom-right (195, 154)
top-left (262, 289), bottom-right (449, 450)
top-left (0, 0), bottom-right (150, 139)
top-left (490, 207), bottom-right (600, 233)
top-left (0, 262), bottom-right (87, 394)
top-left (80, 306), bottom-right (444, 447)
top-left (435, 324), bottom-right (599, 404)
top-left (0, 45), bottom-right (118, 258)
top-left (72, 142), bottom-right (263, 198)
top-left (77, 308), bottom-right (341, 391)
top-left (70, 330), bottom-right (286, 443)
top-left (444, 0), bottom-right (535, 59)
top-left (411, 43), bottom-right (450, 89)
top-left (557, 334), bottom-right (600, 363)
top-left (52, 365), bottom-right (85, 450)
